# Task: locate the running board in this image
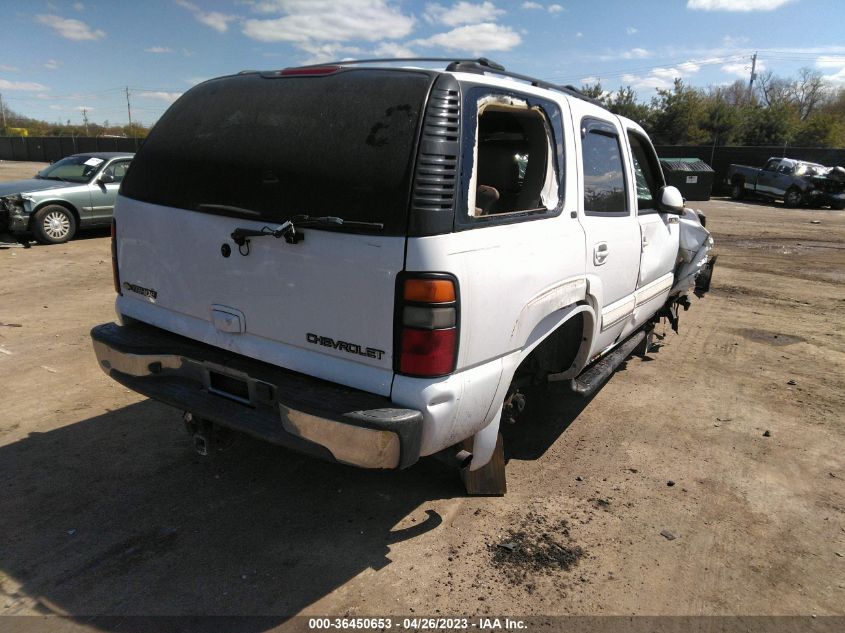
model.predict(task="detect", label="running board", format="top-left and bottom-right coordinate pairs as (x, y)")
top-left (569, 330), bottom-right (646, 398)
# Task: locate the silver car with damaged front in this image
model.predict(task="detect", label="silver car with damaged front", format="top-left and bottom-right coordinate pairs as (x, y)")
top-left (0, 152), bottom-right (134, 244)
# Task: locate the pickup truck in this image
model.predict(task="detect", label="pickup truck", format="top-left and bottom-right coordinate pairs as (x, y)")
top-left (727, 157), bottom-right (845, 209)
top-left (90, 58), bottom-right (715, 494)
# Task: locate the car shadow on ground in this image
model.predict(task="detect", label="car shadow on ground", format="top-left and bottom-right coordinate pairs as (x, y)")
top-left (0, 400), bottom-right (462, 626)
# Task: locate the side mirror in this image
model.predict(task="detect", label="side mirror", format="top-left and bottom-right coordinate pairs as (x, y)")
top-left (658, 185), bottom-right (684, 214)
top-left (97, 173), bottom-right (115, 185)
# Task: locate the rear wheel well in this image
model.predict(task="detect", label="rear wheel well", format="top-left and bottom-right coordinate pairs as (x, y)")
top-left (513, 313), bottom-right (585, 385)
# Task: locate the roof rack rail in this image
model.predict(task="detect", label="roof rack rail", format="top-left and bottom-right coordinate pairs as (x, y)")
top-left (297, 57), bottom-right (506, 71)
top-left (291, 57), bottom-right (604, 109)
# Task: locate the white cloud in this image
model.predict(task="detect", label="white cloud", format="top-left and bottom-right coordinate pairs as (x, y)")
top-left (49, 104), bottom-right (63, 110)
top-left (242, 0), bottom-right (414, 43)
top-left (816, 55), bottom-right (845, 69)
top-left (622, 47), bottom-right (651, 59)
top-left (687, 0), bottom-right (793, 11)
top-left (295, 42), bottom-right (363, 64)
top-left (176, 0), bottom-right (237, 33)
top-left (425, 1), bottom-right (504, 26)
top-left (721, 60), bottom-right (763, 77)
top-left (626, 26), bottom-right (638, 35)
top-left (580, 76), bottom-right (599, 85)
top-left (619, 62), bottom-right (700, 92)
top-left (651, 65), bottom-right (699, 80)
top-left (139, 91), bottom-right (183, 103)
top-left (74, 105), bottom-right (92, 112)
top-left (73, 2), bottom-right (84, 10)
top-left (413, 22), bottom-right (520, 55)
top-left (0, 79), bottom-right (49, 91)
top-left (184, 77), bottom-right (209, 86)
top-left (621, 73), bottom-right (672, 91)
top-left (817, 56), bottom-right (845, 85)
top-left (144, 46), bottom-right (173, 53)
top-left (36, 14), bottom-right (105, 41)
top-left (43, 59), bottom-right (60, 70)
top-left (548, 3), bottom-right (563, 12)
top-left (822, 68), bottom-right (845, 85)
top-left (521, 1), bottom-right (542, 8)
top-left (373, 41), bottom-right (417, 57)
top-left (575, 31), bottom-right (582, 38)
top-left (0, 64), bottom-right (19, 72)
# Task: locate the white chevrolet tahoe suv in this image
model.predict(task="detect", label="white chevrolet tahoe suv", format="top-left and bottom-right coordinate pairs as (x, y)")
top-left (91, 59), bottom-right (715, 494)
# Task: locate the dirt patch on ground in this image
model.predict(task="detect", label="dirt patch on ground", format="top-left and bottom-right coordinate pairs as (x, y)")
top-left (490, 511), bottom-right (584, 591)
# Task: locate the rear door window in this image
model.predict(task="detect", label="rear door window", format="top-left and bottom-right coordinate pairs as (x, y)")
top-left (581, 119), bottom-right (628, 215)
top-left (120, 69), bottom-right (434, 235)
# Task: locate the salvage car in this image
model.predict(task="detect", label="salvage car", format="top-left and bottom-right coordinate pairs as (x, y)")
top-left (0, 151), bottom-right (134, 244)
top-left (727, 157), bottom-right (845, 209)
top-left (91, 59), bottom-right (715, 494)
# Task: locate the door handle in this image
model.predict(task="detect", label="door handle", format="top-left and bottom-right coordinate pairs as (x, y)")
top-left (594, 242), bottom-right (609, 265)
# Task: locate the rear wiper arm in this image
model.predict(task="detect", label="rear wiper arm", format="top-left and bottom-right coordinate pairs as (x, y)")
top-left (291, 215), bottom-right (384, 230)
top-left (230, 215), bottom-right (384, 247)
top-left (231, 220), bottom-right (299, 246)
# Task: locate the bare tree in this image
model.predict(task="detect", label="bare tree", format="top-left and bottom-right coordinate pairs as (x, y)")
top-left (757, 68), bottom-right (829, 120)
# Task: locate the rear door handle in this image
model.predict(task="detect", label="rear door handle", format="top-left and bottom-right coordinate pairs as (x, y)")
top-left (594, 242), bottom-right (609, 265)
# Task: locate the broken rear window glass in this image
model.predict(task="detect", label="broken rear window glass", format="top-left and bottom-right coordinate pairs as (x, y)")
top-left (469, 96), bottom-right (559, 217)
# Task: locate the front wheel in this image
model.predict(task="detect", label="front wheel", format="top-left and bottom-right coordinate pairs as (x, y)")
top-left (32, 205), bottom-right (77, 244)
top-left (730, 181), bottom-right (745, 200)
top-left (784, 187), bottom-right (803, 208)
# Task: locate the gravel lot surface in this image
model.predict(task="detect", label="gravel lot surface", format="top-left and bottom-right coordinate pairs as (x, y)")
top-left (0, 161), bottom-right (843, 625)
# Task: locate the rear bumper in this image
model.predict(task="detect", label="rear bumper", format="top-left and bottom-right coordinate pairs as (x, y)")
top-left (91, 321), bottom-right (423, 469)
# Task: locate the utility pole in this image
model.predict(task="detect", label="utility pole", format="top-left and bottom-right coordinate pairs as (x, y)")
top-left (748, 52), bottom-right (758, 100)
top-left (0, 93), bottom-right (6, 131)
top-left (124, 86), bottom-right (132, 131)
top-left (81, 108), bottom-right (89, 135)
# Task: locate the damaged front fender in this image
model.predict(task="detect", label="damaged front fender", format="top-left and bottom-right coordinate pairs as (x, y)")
top-left (0, 194), bottom-right (32, 233)
top-left (671, 206), bottom-right (714, 296)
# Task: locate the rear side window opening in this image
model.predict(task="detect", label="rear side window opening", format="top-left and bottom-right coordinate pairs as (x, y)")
top-left (119, 69), bottom-right (434, 236)
top-left (457, 87), bottom-right (563, 228)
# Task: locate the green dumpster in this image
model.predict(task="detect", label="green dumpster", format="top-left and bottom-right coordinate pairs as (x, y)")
top-left (659, 158), bottom-right (714, 201)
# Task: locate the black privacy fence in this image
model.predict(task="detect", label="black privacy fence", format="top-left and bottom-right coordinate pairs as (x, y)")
top-left (2, 136), bottom-right (844, 196)
top-left (0, 136), bottom-right (141, 162)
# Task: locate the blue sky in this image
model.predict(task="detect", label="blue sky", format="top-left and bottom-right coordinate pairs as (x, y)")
top-left (3, 0), bottom-right (845, 127)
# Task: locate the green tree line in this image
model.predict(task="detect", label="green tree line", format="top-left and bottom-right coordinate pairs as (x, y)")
top-left (581, 67), bottom-right (845, 148)
top-left (0, 104), bottom-right (148, 138)
top-left (2, 67), bottom-right (844, 147)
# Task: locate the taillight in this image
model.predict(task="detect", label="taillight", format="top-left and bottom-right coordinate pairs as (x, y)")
top-left (396, 274), bottom-right (459, 377)
top-left (111, 218), bottom-right (121, 295)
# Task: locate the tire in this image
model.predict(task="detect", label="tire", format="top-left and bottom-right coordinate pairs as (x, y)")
top-left (32, 205), bottom-right (77, 244)
top-left (730, 180), bottom-right (745, 200)
top-left (784, 187), bottom-right (803, 208)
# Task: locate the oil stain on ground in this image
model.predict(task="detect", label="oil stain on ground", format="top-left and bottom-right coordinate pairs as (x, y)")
top-left (734, 328), bottom-right (806, 346)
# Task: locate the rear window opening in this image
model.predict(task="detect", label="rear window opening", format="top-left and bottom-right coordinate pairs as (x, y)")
top-left (468, 97), bottom-right (558, 217)
top-left (119, 69), bottom-right (434, 236)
